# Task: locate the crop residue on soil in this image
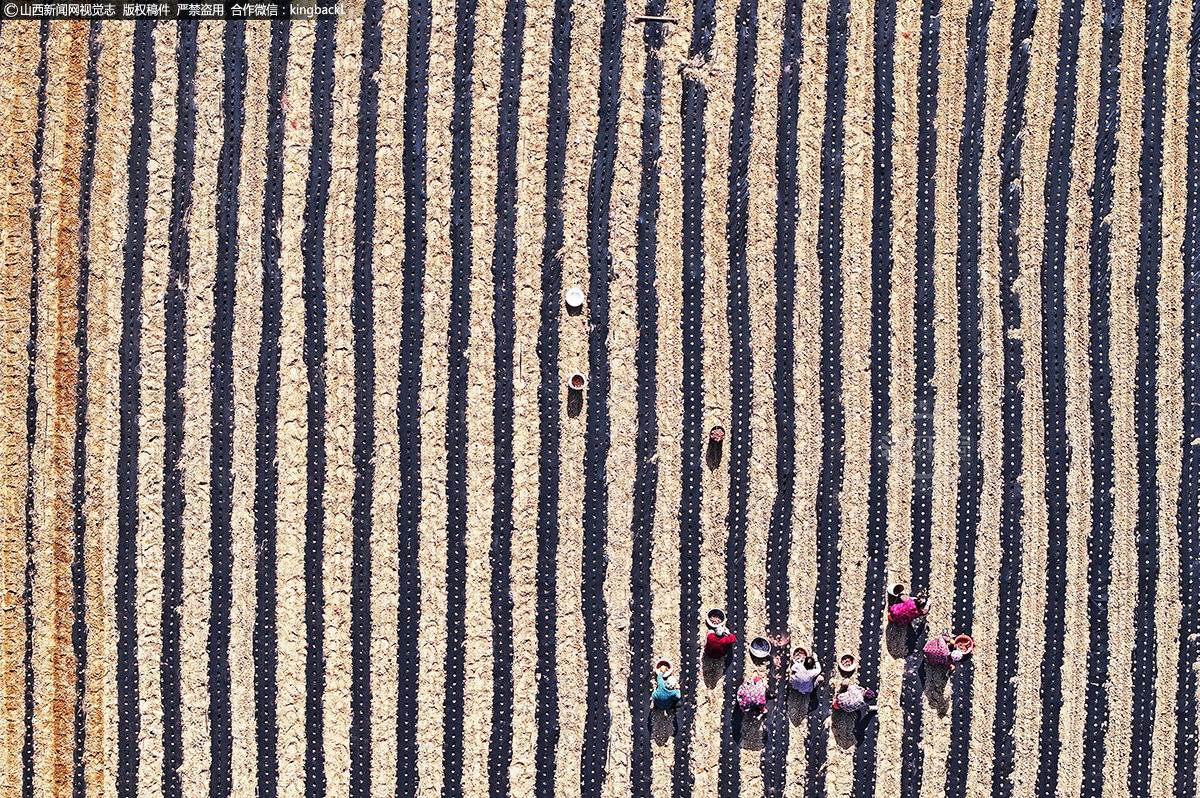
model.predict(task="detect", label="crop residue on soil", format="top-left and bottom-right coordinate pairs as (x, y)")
top-left (0, 7), bottom-right (1196, 798)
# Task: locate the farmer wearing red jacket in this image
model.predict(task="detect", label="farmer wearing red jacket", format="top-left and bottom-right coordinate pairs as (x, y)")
top-left (705, 624), bottom-right (737, 658)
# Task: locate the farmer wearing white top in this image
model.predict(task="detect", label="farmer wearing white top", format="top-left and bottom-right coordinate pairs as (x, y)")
top-left (789, 655), bottom-right (824, 694)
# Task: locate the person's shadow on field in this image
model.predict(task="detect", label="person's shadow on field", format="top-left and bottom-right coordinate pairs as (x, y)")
top-left (734, 708), bottom-right (765, 751)
top-left (702, 653), bottom-right (729, 688)
top-left (787, 687), bottom-right (822, 727)
top-left (886, 619), bottom-right (910, 658)
top-left (923, 661), bottom-right (951, 717)
top-left (649, 707), bottom-right (677, 746)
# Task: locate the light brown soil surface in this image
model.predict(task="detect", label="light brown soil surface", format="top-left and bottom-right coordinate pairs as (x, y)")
top-left (30, 23), bottom-right (88, 797)
top-left (0, 25), bottom-right (42, 798)
top-left (86, 22), bottom-right (133, 798)
top-left (370, 9), bottom-right (407, 798)
top-left (131, 23), bottom-right (177, 798)
top-left (1, 7), bottom-right (1194, 798)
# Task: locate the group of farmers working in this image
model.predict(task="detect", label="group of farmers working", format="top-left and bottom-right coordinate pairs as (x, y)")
top-left (650, 584), bottom-right (974, 718)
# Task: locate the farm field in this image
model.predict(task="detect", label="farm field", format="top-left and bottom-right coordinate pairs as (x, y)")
top-left (0, 5), bottom-right (1197, 798)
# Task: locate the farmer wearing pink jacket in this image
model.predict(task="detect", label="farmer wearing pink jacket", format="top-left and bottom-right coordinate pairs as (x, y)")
top-left (737, 676), bottom-right (768, 715)
top-left (923, 634), bottom-right (970, 672)
top-left (887, 592), bottom-right (929, 626)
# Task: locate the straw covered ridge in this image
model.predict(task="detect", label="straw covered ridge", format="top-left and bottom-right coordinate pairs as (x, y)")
top-left (0, 5), bottom-right (1196, 798)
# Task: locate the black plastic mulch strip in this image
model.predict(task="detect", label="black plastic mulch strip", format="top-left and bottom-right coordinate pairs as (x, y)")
top-left (303, 20), bottom-right (336, 798)
top-left (1034, 0), bottom-right (1084, 787)
top-left (444, 0), bottom-right (478, 793)
top-left (944, 1), bottom-right (992, 793)
top-left (116, 20), bottom-right (153, 798)
top-left (628, 4), bottom-right (665, 795)
top-left (1079, 0), bottom-right (1123, 794)
top-left (488, 1), bottom-right (526, 795)
top-left (674, 74), bottom-right (707, 798)
top-left (535, 1), bottom-right (572, 794)
top-left (210, 23), bottom-right (248, 798)
top-left (737, 0), bottom-right (777, 781)
top-left (23, 21), bottom-right (49, 798)
top-left (851, 0), bottom-right (896, 785)
top-left (71, 20), bottom-right (102, 795)
top-left (1137, 0), bottom-right (1173, 773)
top-left (1177, 3), bottom-right (1200, 794)
top-left (690, 0), bottom-right (717, 59)
top-left (758, 0), bottom-right (806, 768)
top-left (759, 0), bottom-right (802, 788)
top-left (767, 0), bottom-right (803, 652)
top-left (807, 0), bottom-right (849, 788)
top-left (69, 22), bottom-right (101, 798)
top-left (990, 0), bottom-right (1034, 794)
top-left (1128, 0), bottom-right (1169, 792)
top-left (162, 21), bottom-right (198, 798)
top-left (580, 1), bottom-right (624, 794)
top-left (397, 0), bottom-right (431, 789)
top-left (755, 0), bottom-right (794, 781)
top-left (719, 0), bottom-right (764, 794)
top-left (351, 5), bottom-right (384, 797)
top-left (899, 0), bottom-right (940, 792)
top-left (252, 24), bottom-right (290, 798)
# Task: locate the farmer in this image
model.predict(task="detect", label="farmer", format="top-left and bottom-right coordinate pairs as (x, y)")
top-left (832, 679), bottom-right (877, 715)
top-left (922, 634), bottom-right (967, 672)
top-left (737, 676), bottom-right (768, 715)
top-left (652, 670), bottom-right (682, 710)
top-left (789, 654), bottom-right (824, 694)
top-left (887, 590), bottom-right (929, 626)
top-left (705, 623), bottom-right (738, 659)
